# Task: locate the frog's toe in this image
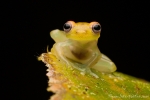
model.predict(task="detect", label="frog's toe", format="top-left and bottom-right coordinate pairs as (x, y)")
top-left (90, 72), bottom-right (99, 78)
top-left (79, 68), bottom-right (99, 78)
top-left (85, 68), bottom-right (99, 78)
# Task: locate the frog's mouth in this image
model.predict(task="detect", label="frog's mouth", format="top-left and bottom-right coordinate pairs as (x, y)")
top-left (66, 33), bottom-right (100, 41)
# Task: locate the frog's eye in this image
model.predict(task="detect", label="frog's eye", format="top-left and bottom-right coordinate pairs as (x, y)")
top-left (92, 23), bottom-right (101, 33)
top-left (63, 22), bottom-right (72, 33)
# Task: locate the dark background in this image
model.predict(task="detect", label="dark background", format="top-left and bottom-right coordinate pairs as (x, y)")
top-left (1, 1), bottom-right (149, 100)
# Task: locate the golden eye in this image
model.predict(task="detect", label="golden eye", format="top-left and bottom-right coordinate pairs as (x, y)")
top-left (91, 22), bottom-right (101, 33)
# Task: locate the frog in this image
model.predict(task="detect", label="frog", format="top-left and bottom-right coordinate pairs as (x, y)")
top-left (50, 21), bottom-right (117, 78)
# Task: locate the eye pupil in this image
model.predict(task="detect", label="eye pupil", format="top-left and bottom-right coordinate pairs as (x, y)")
top-left (64, 23), bottom-right (70, 29)
top-left (93, 25), bottom-right (101, 30)
top-left (63, 23), bottom-right (72, 32)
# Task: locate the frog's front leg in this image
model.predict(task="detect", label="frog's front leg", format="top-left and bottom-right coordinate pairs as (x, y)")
top-left (62, 47), bottom-right (101, 78)
top-left (52, 42), bottom-right (71, 66)
top-left (81, 52), bottom-right (101, 78)
top-left (81, 53), bottom-right (116, 78)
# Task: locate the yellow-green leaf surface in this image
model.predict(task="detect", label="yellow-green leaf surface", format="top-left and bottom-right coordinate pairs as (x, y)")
top-left (38, 52), bottom-right (150, 100)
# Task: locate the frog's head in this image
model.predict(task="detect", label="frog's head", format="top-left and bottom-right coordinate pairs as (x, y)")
top-left (63, 21), bottom-right (101, 41)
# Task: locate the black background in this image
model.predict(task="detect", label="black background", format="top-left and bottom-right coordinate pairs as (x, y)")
top-left (1, 1), bottom-right (150, 100)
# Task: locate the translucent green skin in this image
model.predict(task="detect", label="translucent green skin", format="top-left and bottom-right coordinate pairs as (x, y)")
top-left (50, 29), bottom-right (116, 78)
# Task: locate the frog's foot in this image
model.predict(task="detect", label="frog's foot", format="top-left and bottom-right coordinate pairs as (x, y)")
top-left (71, 63), bottom-right (99, 78)
top-left (85, 68), bottom-right (99, 78)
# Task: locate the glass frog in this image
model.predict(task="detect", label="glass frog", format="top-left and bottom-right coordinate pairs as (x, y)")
top-left (50, 21), bottom-right (117, 78)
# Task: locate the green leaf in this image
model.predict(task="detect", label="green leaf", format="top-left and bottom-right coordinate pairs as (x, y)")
top-left (38, 53), bottom-right (150, 100)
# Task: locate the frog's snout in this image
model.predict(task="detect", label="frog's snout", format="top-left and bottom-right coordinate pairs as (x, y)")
top-left (76, 30), bottom-right (86, 34)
